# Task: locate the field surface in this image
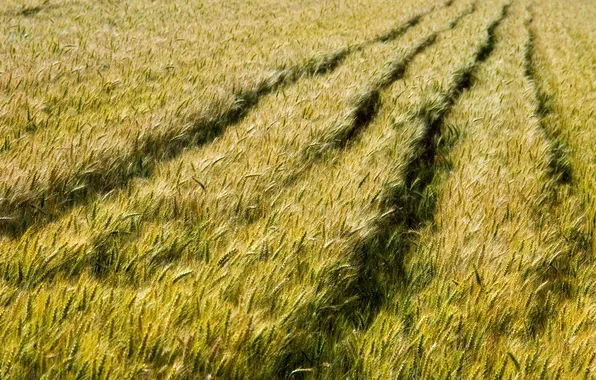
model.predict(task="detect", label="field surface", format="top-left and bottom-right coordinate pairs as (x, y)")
top-left (1, 0), bottom-right (596, 378)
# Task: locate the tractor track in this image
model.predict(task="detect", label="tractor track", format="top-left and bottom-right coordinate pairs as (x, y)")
top-left (274, 3), bottom-right (511, 377)
top-left (0, 1), bottom-right (454, 238)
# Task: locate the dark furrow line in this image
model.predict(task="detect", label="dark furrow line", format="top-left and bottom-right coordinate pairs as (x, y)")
top-left (279, 0), bottom-right (451, 75)
top-left (0, 1), bottom-right (453, 238)
top-left (72, 2), bottom-right (478, 296)
top-left (373, 0), bottom-right (460, 44)
top-left (523, 10), bottom-right (572, 185)
top-left (5, 3), bottom-right (58, 17)
top-left (0, 3), bottom-right (477, 287)
top-left (275, 3), bottom-right (511, 378)
top-left (521, 7), bottom-right (591, 336)
top-left (0, 3), bottom-right (464, 287)
top-left (350, 0), bottom-right (510, 334)
top-left (307, 2), bottom-right (477, 160)
top-left (375, 10), bottom-right (429, 43)
top-left (0, 1), bottom-right (444, 148)
top-left (301, 36), bottom-right (436, 161)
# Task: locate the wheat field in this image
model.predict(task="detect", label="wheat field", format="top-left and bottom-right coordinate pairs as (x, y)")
top-left (1, 0), bottom-right (595, 378)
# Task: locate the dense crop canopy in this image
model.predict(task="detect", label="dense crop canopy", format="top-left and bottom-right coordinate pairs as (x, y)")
top-left (0, 0), bottom-right (595, 377)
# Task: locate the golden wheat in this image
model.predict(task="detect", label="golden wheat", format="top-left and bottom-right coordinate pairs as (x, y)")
top-left (0, 0), bottom-right (595, 378)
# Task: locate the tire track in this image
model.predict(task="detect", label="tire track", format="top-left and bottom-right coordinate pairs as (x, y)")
top-left (88, 2), bottom-right (479, 284)
top-left (0, 0), bottom-right (453, 238)
top-left (275, 3), bottom-right (511, 376)
top-left (349, 0), bottom-right (509, 319)
top-left (256, 2), bottom-right (478, 202)
top-left (4, 3), bottom-right (59, 17)
top-left (0, 1), bottom-right (444, 149)
top-left (0, 0), bottom-right (477, 288)
top-left (522, 7), bottom-right (591, 335)
top-left (354, 2), bottom-right (589, 375)
top-left (303, 2), bottom-right (477, 161)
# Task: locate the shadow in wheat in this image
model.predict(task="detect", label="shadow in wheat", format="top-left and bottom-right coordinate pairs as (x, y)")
top-left (0, 1), bottom-right (453, 238)
top-left (275, 3), bottom-right (511, 377)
